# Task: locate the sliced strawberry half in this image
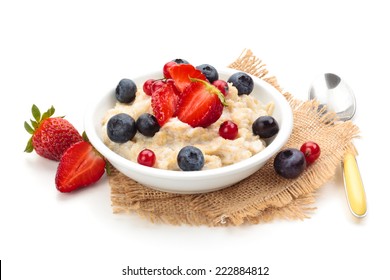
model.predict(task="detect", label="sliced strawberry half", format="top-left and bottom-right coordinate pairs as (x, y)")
top-left (177, 78), bottom-right (226, 128)
top-left (151, 82), bottom-right (178, 126)
top-left (55, 141), bottom-right (106, 193)
top-left (168, 64), bottom-right (207, 93)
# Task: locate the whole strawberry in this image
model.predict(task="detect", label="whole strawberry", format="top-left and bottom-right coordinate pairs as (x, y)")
top-left (24, 105), bottom-right (83, 161)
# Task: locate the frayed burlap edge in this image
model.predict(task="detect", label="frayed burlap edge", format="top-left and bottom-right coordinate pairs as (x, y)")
top-left (109, 49), bottom-right (359, 226)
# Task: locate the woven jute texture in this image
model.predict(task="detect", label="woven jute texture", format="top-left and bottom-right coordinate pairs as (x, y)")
top-left (109, 49), bottom-right (359, 226)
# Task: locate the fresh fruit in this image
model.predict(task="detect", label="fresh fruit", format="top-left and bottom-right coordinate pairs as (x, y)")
top-left (24, 105), bottom-right (83, 161)
top-left (300, 141), bottom-right (321, 164)
top-left (176, 78), bottom-right (225, 128)
top-left (55, 141), bottom-right (106, 193)
top-left (177, 146), bottom-right (204, 171)
top-left (107, 113), bottom-right (137, 143)
top-left (228, 72), bottom-right (254, 95)
top-left (143, 79), bottom-right (155, 96)
top-left (137, 149), bottom-right (156, 167)
top-left (196, 64), bottom-right (219, 83)
top-left (163, 61), bottom-right (177, 79)
top-left (219, 120), bottom-right (238, 140)
top-left (151, 82), bottom-right (178, 126)
top-left (212, 79), bottom-right (229, 96)
top-left (136, 113), bottom-right (161, 137)
top-left (274, 148), bottom-right (306, 179)
top-left (252, 116), bottom-right (279, 138)
top-left (150, 80), bottom-right (166, 94)
top-left (168, 64), bottom-right (207, 92)
top-left (116, 79), bottom-right (137, 103)
top-left (165, 79), bottom-right (181, 95)
top-left (172, 58), bottom-right (189, 64)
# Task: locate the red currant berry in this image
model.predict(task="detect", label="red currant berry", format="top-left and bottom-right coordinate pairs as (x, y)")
top-left (143, 79), bottom-right (155, 96)
top-left (212, 79), bottom-right (229, 96)
top-left (219, 120), bottom-right (238, 140)
top-left (300, 141), bottom-right (321, 164)
top-left (137, 149), bottom-right (156, 167)
top-left (150, 80), bottom-right (166, 94)
top-left (163, 61), bottom-right (177, 79)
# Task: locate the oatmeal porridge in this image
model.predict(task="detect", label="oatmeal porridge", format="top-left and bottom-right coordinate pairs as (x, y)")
top-left (101, 83), bottom-right (274, 170)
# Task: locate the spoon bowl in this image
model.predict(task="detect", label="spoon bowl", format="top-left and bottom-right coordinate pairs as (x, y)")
top-left (309, 73), bottom-right (356, 121)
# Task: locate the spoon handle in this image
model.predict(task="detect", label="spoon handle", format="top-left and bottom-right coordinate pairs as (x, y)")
top-left (342, 153), bottom-right (367, 217)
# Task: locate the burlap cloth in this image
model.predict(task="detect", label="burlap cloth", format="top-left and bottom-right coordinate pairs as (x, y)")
top-left (108, 49), bottom-right (359, 226)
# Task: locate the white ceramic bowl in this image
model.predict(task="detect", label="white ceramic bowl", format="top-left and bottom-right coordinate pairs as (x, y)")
top-left (84, 68), bottom-right (293, 194)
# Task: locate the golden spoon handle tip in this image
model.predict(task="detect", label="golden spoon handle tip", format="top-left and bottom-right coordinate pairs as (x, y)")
top-left (343, 153), bottom-right (367, 217)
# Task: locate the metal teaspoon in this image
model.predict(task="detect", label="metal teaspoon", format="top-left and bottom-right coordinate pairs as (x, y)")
top-left (309, 73), bottom-right (367, 218)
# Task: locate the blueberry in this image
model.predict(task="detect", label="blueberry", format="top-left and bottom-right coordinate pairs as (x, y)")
top-left (172, 58), bottom-right (190, 64)
top-left (252, 116), bottom-right (279, 138)
top-left (274, 148), bottom-right (306, 179)
top-left (136, 113), bottom-right (160, 137)
top-left (177, 146), bottom-right (205, 171)
top-left (196, 64), bottom-right (219, 83)
top-left (107, 113), bottom-right (136, 143)
top-left (115, 79), bottom-right (137, 103)
top-left (227, 72), bottom-right (254, 95)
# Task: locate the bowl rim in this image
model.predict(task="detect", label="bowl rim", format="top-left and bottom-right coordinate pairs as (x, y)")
top-left (84, 67), bottom-right (293, 181)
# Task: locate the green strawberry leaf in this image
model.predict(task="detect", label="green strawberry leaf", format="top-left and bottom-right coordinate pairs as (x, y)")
top-left (41, 106), bottom-right (55, 121)
top-left (24, 137), bottom-right (34, 153)
top-left (105, 161), bottom-right (112, 175)
top-left (24, 121), bottom-right (34, 134)
top-left (82, 131), bottom-right (89, 142)
top-left (30, 119), bottom-right (38, 129)
top-left (32, 104), bottom-right (41, 122)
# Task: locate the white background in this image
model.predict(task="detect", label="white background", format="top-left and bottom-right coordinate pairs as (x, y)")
top-left (1, 0), bottom-right (389, 279)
